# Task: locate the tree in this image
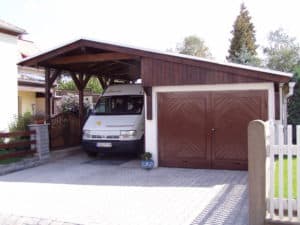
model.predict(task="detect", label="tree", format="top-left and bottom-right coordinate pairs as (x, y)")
top-left (288, 66), bottom-right (300, 125)
top-left (57, 77), bottom-right (103, 93)
top-left (227, 3), bottom-right (259, 65)
top-left (175, 35), bottom-right (212, 58)
top-left (230, 43), bottom-right (261, 66)
top-left (263, 29), bottom-right (300, 125)
top-left (263, 28), bottom-right (300, 72)
top-left (86, 77), bottom-right (103, 93)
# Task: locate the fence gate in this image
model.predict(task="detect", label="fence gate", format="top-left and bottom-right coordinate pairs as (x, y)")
top-left (50, 112), bottom-right (81, 150)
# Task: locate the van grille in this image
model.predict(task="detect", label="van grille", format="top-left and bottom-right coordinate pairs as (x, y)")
top-left (106, 135), bottom-right (119, 139)
top-left (91, 135), bottom-right (119, 140)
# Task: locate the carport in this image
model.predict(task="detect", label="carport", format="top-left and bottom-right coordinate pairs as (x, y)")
top-left (18, 38), bottom-right (292, 170)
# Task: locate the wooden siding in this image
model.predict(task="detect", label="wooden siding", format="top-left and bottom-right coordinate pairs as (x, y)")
top-left (142, 57), bottom-right (277, 87)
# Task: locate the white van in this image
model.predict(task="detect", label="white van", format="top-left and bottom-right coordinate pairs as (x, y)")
top-left (82, 84), bottom-right (145, 156)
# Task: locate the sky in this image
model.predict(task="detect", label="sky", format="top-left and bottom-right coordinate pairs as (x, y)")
top-left (1, 0), bottom-right (300, 61)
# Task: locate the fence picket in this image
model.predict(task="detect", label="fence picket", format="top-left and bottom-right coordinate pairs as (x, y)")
top-left (278, 124), bottom-right (284, 219)
top-left (297, 126), bottom-right (300, 221)
top-left (287, 125), bottom-right (293, 220)
top-left (269, 124), bottom-right (275, 219)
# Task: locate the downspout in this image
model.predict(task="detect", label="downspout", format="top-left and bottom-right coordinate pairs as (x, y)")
top-left (281, 82), bottom-right (296, 143)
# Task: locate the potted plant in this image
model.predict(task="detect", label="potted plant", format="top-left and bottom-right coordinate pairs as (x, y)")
top-left (32, 112), bottom-right (45, 124)
top-left (141, 152), bottom-right (154, 170)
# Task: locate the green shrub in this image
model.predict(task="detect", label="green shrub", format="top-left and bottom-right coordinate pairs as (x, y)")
top-left (9, 112), bottom-right (33, 132)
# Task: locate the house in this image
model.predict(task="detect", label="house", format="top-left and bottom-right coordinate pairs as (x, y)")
top-left (17, 38), bottom-right (48, 116)
top-left (0, 19), bottom-right (26, 130)
top-left (18, 39), bottom-right (293, 170)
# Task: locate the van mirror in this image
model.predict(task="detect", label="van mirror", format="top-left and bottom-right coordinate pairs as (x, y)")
top-left (87, 106), bottom-right (95, 116)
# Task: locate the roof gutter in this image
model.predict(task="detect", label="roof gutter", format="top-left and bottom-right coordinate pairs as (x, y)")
top-left (281, 82), bottom-right (296, 143)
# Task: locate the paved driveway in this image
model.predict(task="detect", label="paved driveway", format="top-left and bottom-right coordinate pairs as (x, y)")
top-left (0, 152), bottom-right (248, 225)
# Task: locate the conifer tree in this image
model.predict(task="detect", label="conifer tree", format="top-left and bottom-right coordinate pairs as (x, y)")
top-left (227, 3), bottom-right (259, 65)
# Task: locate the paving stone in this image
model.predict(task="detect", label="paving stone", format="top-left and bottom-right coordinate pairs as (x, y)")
top-left (0, 153), bottom-right (248, 225)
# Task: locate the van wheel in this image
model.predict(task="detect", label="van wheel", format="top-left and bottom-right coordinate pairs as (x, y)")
top-left (86, 151), bottom-right (98, 157)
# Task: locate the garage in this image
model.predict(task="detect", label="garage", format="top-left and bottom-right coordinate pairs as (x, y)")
top-left (158, 90), bottom-right (268, 170)
top-left (18, 38), bottom-right (292, 170)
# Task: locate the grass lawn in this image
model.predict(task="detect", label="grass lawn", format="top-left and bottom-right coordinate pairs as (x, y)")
top-left (274, 157), bottom-right (297, 198)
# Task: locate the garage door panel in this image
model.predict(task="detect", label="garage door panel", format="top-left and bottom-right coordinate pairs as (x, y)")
top-left (211, 91), bottom-right (268, 170)
top-left (158, 92), bottom-right (210, 168)
top-left (158, 90), bottom-right (268, 170)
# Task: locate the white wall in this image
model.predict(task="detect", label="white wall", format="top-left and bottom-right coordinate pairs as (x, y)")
top-left (145, 82), bottom-right (275, 167)
top-left (0, 33), bottom-right (19, 131)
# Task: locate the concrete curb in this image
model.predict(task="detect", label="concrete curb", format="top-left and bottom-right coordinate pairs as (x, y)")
top-left (50, 146), bottom-right (82, 160)
top-left (0, 156), bottom-right (50, 176)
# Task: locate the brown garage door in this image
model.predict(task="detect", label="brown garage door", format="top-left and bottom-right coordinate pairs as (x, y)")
top-left (158, 90), bottom-right (268, 170)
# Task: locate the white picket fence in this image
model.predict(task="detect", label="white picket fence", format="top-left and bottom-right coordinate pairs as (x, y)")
top-left (267, 122), bottom-right (300, 222)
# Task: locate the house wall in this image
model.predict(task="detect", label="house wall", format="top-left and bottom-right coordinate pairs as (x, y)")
top-left (0, 33), bottom-right (19, 131)
top-left (18, 91), bottom-right (36, 115)
top-left (144, 82), bottom-right (275, 167)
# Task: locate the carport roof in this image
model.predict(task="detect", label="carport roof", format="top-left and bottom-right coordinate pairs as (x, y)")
top-left (18, 38), bottom-right (292, 83)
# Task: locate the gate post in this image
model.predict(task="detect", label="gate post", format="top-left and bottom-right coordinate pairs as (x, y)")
top-left (248, 120), bottom-right (267, 225)
top-left (29, 124), bottom-right (50, 161)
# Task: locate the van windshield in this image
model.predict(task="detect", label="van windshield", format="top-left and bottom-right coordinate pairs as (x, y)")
top-left (94, 95), bottom-right (144, 115)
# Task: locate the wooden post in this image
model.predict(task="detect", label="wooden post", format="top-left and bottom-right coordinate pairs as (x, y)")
top-left (70, 73), bottom-right (92, 129)
top-left (45, 68), bottom-right (51, 123)
top-left (248, 120), bottom-right (267, 225)
top-left (78, 86), bottom-right (84, 129)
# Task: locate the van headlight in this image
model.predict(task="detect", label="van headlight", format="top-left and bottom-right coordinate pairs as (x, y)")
top-left (120, 130), bottom-right (137, 139)
top-left (83, 130), bottom-right (92, 139)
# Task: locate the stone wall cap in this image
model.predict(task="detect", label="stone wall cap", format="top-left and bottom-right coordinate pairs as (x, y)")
top-left (28, 123), bottom-right (50, 127)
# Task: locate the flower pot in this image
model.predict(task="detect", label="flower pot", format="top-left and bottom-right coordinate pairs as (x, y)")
top-left (34, 119), bottom-right (45, 124)
top-left (141, 159), bottom-right (154, 170)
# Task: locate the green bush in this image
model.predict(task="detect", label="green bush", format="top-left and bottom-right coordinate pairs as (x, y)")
top-left (9, 112), bottom-right (33, 132)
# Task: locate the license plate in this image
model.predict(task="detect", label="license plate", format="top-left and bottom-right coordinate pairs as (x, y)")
top-left (96, 142), bottom-right (112, 148)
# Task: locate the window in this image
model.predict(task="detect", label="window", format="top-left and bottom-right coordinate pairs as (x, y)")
top-left (94, 95), bottom-right (143, 115)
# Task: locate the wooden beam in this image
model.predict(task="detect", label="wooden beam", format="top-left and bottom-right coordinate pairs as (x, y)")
top-left (82, 74), bottom-right (92, 89)
top-left (78, 88), bottom-right (84, 130)
top-left (97, 76), bottom-right (106, 89)
top-left (49, 53), bottom-right (139, 65)
top-left (70, 72), bottom-right (82, 90)
top-left (49, 69), bottom-right (61, 85)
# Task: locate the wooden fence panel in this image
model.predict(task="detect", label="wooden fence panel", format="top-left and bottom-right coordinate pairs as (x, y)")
top-left (0, 130), bottom-right (36, 160)
top-left (50, 112), bottom-right (81, 150)
top-left (268, 123), bottom-right (300, 222)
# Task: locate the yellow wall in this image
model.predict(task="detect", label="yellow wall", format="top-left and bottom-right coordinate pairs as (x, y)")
top-left (18, 91), bottom-right (36, 115)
